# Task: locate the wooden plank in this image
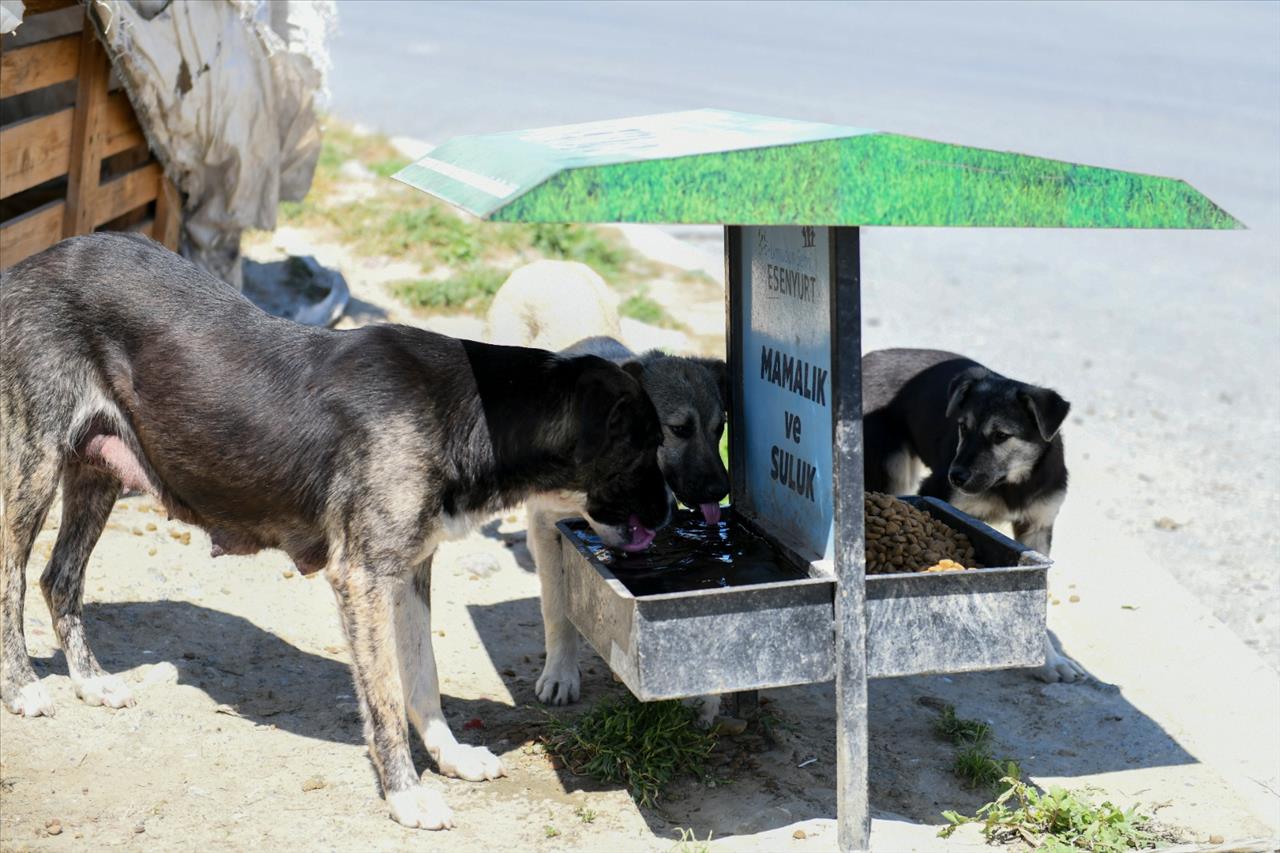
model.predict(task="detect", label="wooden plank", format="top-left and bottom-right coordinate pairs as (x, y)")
top-left (0, 200), bottom-right (65, 269)
top-left (0, 91), bottom-right (139, 201)
top-left (90, 162), bottom-right (159, 228)
top-left (153, 171), bottom-right (181, 250)
top-left (0, 34), bottom-right (80, 99)
top-left (63, 20), bottom-right (110, 238)
top-left (0, 108), bottom-right (73, 199)
top-left (99, 91), bottom-right (147, 157)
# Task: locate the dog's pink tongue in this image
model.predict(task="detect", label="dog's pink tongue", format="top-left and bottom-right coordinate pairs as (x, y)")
top-left (620, 514), bottom-right (656, 553)
top-left (700, 503), bottom-right (722, 525)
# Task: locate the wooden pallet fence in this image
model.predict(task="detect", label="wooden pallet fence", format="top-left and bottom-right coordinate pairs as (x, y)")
top-left (1, 0), bottom-right (180, 270)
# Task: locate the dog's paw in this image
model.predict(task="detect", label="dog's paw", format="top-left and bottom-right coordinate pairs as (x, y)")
top-left (74, 674), bottom-right (136, 709)
top-left (2, 680), bottom-right (56, 718)
top-left (1034, 642), bottom-right (1086, 683)
top-left (387, 785), bottom-right (454, 830)
top-left (434, 743), bottom-right (506, 782)
top-left (535, 660), bottom-right (580, 706)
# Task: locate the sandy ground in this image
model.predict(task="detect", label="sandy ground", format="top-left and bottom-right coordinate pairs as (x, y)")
top-left (0, 493), bottom-right (1273, 851)
top-left (3, 223), bottom-right (1278, 851)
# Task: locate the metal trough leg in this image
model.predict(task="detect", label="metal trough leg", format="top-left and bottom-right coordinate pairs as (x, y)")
top-left (832, 227), bottom-right (869, 852)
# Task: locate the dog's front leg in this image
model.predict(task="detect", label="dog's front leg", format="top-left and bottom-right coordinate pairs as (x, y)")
top-left (528, 507), bottom-right (580, 705)
top-left (328, 563), bottom-right (453, 830)
top-left (1013, 521), bottom-right (1053, 557)
top-left (1014, 522), bottom-right (1086, 683)
top-left (395, 557), bottom-right (505, 783)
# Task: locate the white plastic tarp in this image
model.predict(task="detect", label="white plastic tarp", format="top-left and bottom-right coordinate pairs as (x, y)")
top-left (0, 0), bottom-right (25, 34)
top-left (90, 0), bottom-right (336, 286)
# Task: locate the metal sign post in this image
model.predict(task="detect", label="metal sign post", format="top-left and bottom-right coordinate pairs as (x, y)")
top-left (726, 224), bottom-right (869, 851)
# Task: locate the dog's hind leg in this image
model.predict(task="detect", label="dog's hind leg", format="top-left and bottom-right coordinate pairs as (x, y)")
top-left (395, 557), bottom-right (506, 784)
top-left (528, 506), bottom-right (581, 706)
top-left (1, 437), bottom-right (62, 717)
top-left (328, 560), bottom-right (454, 830)
top-left (40, 464), bottom-right (134, 708)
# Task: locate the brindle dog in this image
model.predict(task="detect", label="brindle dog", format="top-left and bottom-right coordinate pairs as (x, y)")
top-left (0, 233), bottom-right (671, 830)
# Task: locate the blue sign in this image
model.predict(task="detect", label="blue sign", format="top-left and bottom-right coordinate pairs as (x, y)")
top-left (739, 226), bottom-right (834, 561)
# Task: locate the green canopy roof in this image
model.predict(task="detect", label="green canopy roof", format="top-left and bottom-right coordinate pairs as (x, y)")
top-left (393, 109), bottom-right (1241, 229)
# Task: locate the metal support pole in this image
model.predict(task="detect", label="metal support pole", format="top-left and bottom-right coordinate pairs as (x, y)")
top-left (731, 690), bottom-right (759, 719)
top-left (831, 226), bottom-right (869, 852)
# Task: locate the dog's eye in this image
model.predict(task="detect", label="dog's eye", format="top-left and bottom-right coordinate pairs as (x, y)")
top-left (990, 430), bottom-right (1010, 444)
top-left (668, 422), bottom-right (694, 439)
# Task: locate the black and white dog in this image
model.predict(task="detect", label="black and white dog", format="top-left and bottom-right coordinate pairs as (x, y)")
top-left (0, 233), bottom-right (672, 830)
top-left (862, 348), bottom-right (1083, 682)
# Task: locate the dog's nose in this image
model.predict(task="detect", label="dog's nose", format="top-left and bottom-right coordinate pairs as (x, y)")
top-left (701, 484), bottom-right (729, 504)
top-left (948, 467), bottom-right (970, 489)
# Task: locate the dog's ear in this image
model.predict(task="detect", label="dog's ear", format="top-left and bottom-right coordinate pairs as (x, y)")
top-left (691, 357), bottom-right (728, 409)
top-left (573, 372), bottom-right (627, 466)
top-left (945, 366), bottom-right (989, 418)
top-left (573, 367), bottom-right (652, 465)
top-left (1019, 385), bottom-right (1071, 442)
top-left (621, 360), bottom-right (645, 383)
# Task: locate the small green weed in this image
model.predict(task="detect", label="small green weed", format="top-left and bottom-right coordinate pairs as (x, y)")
top-left (541, 695), bottom-right (721, 808)
top-left (953, 747), bottom-right (1021, 790)
top-left (941, 777), bottom-right (1157, 851)
top-left (389, 266), bottom-right (507, 313)
top-left (544, 824), bottom-right (560, 838)
top-left (669, 827), bottom-right (713, 853)
top-left (932, 704), bottom-right (1019, 793)
top-left (935, 704), bottom-right (992, 747)
top-left (574, 806), bottom-right (597, 824)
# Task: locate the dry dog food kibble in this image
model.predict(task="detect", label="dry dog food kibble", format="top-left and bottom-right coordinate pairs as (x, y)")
top-left (864, 492), bottom-right (981, 574)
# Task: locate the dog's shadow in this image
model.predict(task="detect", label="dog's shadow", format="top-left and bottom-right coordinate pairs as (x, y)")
top-left (32, 600), bottom-right (514, 762)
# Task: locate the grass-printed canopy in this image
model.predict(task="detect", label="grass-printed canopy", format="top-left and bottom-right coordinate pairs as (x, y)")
top-left (393, 109), bottom-right (1240, 229)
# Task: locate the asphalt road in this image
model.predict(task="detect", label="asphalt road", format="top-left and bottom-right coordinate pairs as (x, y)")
top-left (327, 1), bottom-right (1280, 667)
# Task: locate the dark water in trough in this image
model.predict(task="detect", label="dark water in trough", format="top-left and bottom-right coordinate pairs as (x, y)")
top-left (567, 509), bottom-right (807, 596)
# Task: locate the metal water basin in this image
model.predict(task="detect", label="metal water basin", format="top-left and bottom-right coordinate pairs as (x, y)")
top-left (555, 498), bottom-right (1049, 700)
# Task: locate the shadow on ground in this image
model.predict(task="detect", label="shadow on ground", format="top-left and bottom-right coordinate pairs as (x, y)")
top-left (31, 600), bottom-right (526, 771)
top-left (468, 595), bottom-right (1198, 840)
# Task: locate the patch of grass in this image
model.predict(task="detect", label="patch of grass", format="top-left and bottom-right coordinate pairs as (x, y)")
top-left (544, 824), bottom-right (560, 839)
top-left (541, 695), bottom-right (722, 808)
top-left (941, 777), bottom-right (1158, 852)
top-left (953, 747), bottom-right (1020, 791)
top-left (370, 157), bottom-right (410, 179)
top-left (669, 827), bottom-right (713, 853)
top-left (389, 266), bottom-right (507, 313)
top-left (935, 704), bottom-right (992, 748)
top-left (618, 291), bottom-right (670, 326)
top-left (574, 806), bottom-right (597, 824)
top-left (932, 703), bottom-right (1020, 794)
top-left (529, 223), bottom-right (637, 282)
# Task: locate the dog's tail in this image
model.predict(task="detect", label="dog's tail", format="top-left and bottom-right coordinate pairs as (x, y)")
top-left (485, 260), bottom-right (621, 351)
